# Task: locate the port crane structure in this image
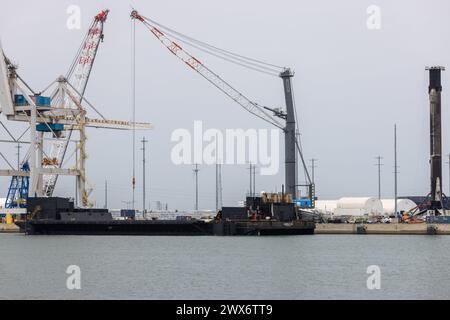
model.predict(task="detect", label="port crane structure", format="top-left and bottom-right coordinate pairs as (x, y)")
top-left (42, 9), bottom-right (110, 199)
top-left (131, 10), bottom-right (314, 205)
top-left (0, 9), bottom-right (152, 208)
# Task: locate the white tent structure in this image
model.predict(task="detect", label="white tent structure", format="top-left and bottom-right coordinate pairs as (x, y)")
top-left (381, 199), bottom-right (416, 215)
top-left (314, 200), bottom-right (338, 214)
top-left (312, 197), bottom-right (416, 217)
top-left (334, 197), bottom-right (383, 217)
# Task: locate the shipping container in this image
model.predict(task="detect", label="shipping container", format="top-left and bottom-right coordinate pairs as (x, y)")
top-left (14, 94), bottom-right (28, 106)
top-left (426, 216), bottom-right (450, 224)
top-left (36, 123), bottom-right (64, 132)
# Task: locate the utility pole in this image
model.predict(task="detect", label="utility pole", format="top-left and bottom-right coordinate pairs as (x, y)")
top-left (104, 179), bottom-right (108, 209)
top-left (216, 163), bottom-right (222, 212)
top-left (375, 156), bottom-right (383, 199)
top-left (253, 164), bottom-right (256, 196)
top-left (310, 159), bottom-right (318, 183)
top-left (215, 163), bottom-right (224, 211)
top-left (218, 164), bottom-right (223, 209)
top-left (447, 154), bottom-right (450, 197)
top-left (15, 143), bottom-right (21, 170)
top-left (394, 124), bottom-right (398, 217)
top-left (75, 150), bottom-right (78, 207)
top-left (216, 163), bottom-right (219, 211)
top-left (141, 137), bottom-right (148, 217)
top-left (193, 164), bottom-right (200, 211)
top-left (215, 134), bottom-right (222, 212)
top-left (248, 163), bottom-right (253, 197)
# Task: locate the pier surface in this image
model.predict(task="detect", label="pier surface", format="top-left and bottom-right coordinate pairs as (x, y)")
top-left (4, 222), bottom-right (450, 235)
top-left (315, 223), bottom-right (450, 235)
top-left (0, 223), bottom-right (20, 233)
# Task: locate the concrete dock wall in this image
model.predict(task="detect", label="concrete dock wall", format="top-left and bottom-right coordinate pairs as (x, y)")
top-left (315, 223), bottom-right (450, 235)
top-left (0, 223), bottom-right (20, 233)
top-left (3, 222), bottom-right (450, 235)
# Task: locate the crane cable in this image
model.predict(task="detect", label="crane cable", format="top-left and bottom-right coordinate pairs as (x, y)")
top-left (154, 29), bottom-right (280, 77)
top-left (134, 15), bottom-right (285, 129)
top-left (139, 14), bottom-right (284, 76)
top-left (141, 15), bottom-right (284, 69)
top-left (131, 17), bottom-right (137, 210)
top-left (154, 29), bottom-right (281, 75)
top-left (291, 83), bottom-right (311, 185)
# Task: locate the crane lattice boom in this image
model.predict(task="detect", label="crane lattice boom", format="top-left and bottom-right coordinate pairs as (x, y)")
top-left (131, 10), bottom-right (284, 130)
top-left (43, 9), bottom-right (109, 197)
top-left (131, 9), bottom-right (315, 203)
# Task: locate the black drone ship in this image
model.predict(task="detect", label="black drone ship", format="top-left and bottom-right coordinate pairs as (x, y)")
top-left (16, 194), bottom-right (315, 236)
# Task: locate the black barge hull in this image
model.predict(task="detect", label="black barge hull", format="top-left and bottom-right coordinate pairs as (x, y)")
top-left (16, 220), bottom-right (315, 236)
top-left (17, 197), bottom-right (315, 236)
top-left (16, 220), bottom-right (212, 236)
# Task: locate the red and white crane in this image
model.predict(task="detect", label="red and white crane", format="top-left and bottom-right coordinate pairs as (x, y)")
top-left (42, 9), bottom-right (110, 197)
top-left (131, 10), bottom-right (313, 204)
top-left (131, 10), bottom-right (284, 130)
top-left (1, 9), bottom-right (152, 208)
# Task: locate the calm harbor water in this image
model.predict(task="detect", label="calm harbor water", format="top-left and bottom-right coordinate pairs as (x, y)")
top-left (1, 234), bottom-right (449, 300)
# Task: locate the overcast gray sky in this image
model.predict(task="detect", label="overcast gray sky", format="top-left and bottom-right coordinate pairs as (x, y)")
top-left (1, 0), bottom-right (450, 210)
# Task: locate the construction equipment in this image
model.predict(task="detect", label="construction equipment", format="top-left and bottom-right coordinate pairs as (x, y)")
top-left (0, 9), bottom-right (152, 208)
top-left (42, 9), bottom-right (110, 198)
top-left (5, 162), bottom-right (29, 209)
top-left (131, 10), bottom-right (314, 206)
top-left (0, 71), bottom-right (151, 207)
top-left (1, 9), bottom-right (109, 207)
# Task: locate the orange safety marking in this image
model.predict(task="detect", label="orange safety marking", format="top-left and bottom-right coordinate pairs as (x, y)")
top-left (42, 158), bottom-right (59, 166)
top-left (168, 42), bottom-right (182, 55)
top-left (151, 27), bottom-right (164, 39)
top-left (185, 57), bottom-right (202, 70)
